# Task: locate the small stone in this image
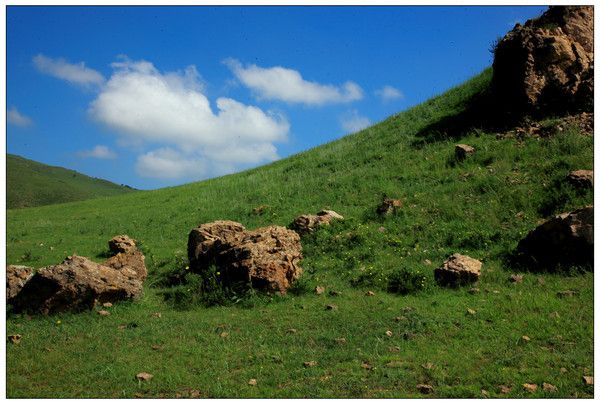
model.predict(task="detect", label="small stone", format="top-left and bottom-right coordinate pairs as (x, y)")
top-left (455, 144), bottom-right (475, 160)
top-left (542, 383), bottom-right (557, 392)
top-left (325, 304), bottom-right (338, 311)
top-left (248, 379), bottom-right (257, 386)
top-left (118, 324), bottom-right (127, 330)
top-left (151, 345), bottom-right (163, 351)
top-left (335, 337), bottom-right (347, 344)
top-left (97, 310), bottom-right (110, 316)
top-left (466, 308), bottom-right (477, 315)
top-left (424, 259), bottom-right (432, 265)
top-left (102, 302), bottom-right (113, 308)
top-left (510, 274), bottom-right (523, 283)
top-left (315, 286), bottom-right (325, 295)
top-left (523, 383), bottom-right (538, 392)
top-left (394, 316), bottom-right (407, 322)
top-left (219, 332), bottom-right (229, 338)
top-left (521, 335), bottom-right (531, 343)
top-left (421, 362), bottom-right (434, 370)
top-left (388, 346), bottom-right (401, 353)
top-left (7, 334), bottom-right (22, 344)
top-left (385, 330), bottom-right (393, 337)
top-left (188, 389), bottom-right (201, 398)
top-left (492, 290), bottom-right (500, 294)
top-left (468, 288), bottom-right (480, 295)
top-left (361, 362), bottom-right (373, 370)
top-left (303, 361), bottom-right (318, 368)
top-left (550, 311), bottom-right (560, 319)
top-left (365, 291), bottom-right (375, 296)
top-left (286, 328), bottom-right (297, 334)
top-left (136, 372), bottom-right (154, 381)
top-left (378, 226), bottom-right (386, 233)
top-left (417, 384), bottom-right (434, 394)
top-left (557, 290), bottom-right (576, 298)
top-left (328, 290), bottom-right (341, 297)
top-left (499, 385), bottom-right (512, 394)
top-left (583, 376), bottom-right (594, 385)
top-left (151, 312), bottom-right (162, 318)
top-left (560, 367), bottom-right (567, 373)
top-left (481, 389), bottom-right (489, 397)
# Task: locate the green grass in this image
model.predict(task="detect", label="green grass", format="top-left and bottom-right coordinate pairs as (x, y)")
top-left (6, 68), bottom-right (594, 398)
top-left (6, 154), bottom-right (137, 209)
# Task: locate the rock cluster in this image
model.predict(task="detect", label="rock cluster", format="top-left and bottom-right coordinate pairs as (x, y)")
top-left (455, 144), bottom-right (475, 161)
top-left (567, 169), bottom-right (593, 189)
top-left (492, 6), bottom-right (594, 117)
top-left (188, 221), bottom-right (303, 293)
top-left (290, 210), bottom-right (344, 235)
top-left (8, 235), bottom-right (146, 314)
top-left (377, 198), bottom-right (403, 216)
top-left (516, 206), bottom-right (593, 270)
top-left (434, 254), bottom-right (482, 286)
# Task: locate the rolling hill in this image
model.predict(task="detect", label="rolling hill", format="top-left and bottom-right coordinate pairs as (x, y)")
top-left (6, 154), bottom-right (137, 209)
top-left (6, 68), bottom-right (593, 398)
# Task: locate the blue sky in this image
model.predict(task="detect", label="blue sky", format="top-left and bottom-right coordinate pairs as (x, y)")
top-left (7, 5), bottom-right (547, 190)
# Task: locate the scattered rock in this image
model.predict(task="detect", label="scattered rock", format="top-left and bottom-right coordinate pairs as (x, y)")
top-left (388, 347), bottom-right (401, 353)
top-left (7, 334), bottom-right (22, 344)
top-left (583, 375), bottom-right (594, 385)
top-left (492, 6), bottom-right (593, 117)
top-left (385, 330), bottom-right (393, 337)
top-left (417, 384), bottom-right (434, 394)
top-left (303, 361), bottom-right (318, 368)
top-left (376, 198), bottom-right (403, 216)
top-left (6, 265), bottom-right (34, 302)
top-left (315, 286), bottom-right (325, 295)
top-left (97, 310), bottom-right (110, 316)
top-left (434, 254), bottom-right (482, 287)
top-left (365, 290), bottom-right (375, 296)
top-left (542, 382), bottom-right (558, 392)
top-left (557, 290), bottom-right (577, 298)
top-left (560, 367), bottom-right (567, 373)
top-left (481, 389), bottom-right (489, 397)
top-left (102, 302), bottom-right (113, 308)
top-left (499, 385), bottom-right (512, 394)
top-left (516, 206), bottom-right (593, 271)
top-left (510, 274), bottom-right (524, 283)
top-left (151, 345), bottom-right (163, 351)
top-left (252, 205), bottom-right (270, 215)
top-left (328, 290), bottom-right (341, 297)
top-left (290, 210), bottom-right (344, 235)
top-left (521, 335), bottom-right (531, 343)
top-left (248, 379), bottom-right (257, 386)
top-left (378, 226), bottom-right (386, 233)
top-left (468, 288), bottom-right (480, 295)
top-left (567, 170), bottom-right (593, 189)
top-left (523, 383), bottom-right (538, 393)
top-left (424, 259), bottom-right (432, 266)
top-left (455, 144), bottom-right (476, 161)
top-left (335, 337), bottom-right (347, 344)
top-left (422, 362), bottom-right (434, 370)
top-left (219, 332), bottom-right (229, 338)
top-left (325, 304), bottom-right (338, 311)
top-left (151, 312), bottom-right (162, 318)
top-left (109, 235), bottom-right (138, 254)
top-left (188, 221), bottom-right (303, 293)
top-left (361, 362), bottom-right (373, 370)
top-left (286, 328), bottom-right (297, 334)
top-left (466, 308), bottom-right (477, 316)
top-left (12, 255), bottom-right (143, 314)
top-left (394, 316), bottom-right (407, 322)
top-left (136, 372), bottom-right (154, 381)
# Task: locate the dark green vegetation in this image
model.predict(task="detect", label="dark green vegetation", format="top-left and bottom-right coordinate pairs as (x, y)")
top-left (6, 69), bottom-right (593, 398)
top-left (6, 154), bottom-right (136, 209)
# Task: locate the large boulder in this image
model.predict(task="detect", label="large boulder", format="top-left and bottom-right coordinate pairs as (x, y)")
top-left (188, 221), bottom-right (303, 293)
top-left (434, 254), bottom-right (482, 287)
top-left (516, 206), bottom-right (593, 270)
top-left (11, 255), bottom-right (143, 314)
top-left (290, 210), bottom-right (344, 235)
top-left (6, 265), bottom-right (34, 301)
top-left (492, 6), bottom-right (593, 117)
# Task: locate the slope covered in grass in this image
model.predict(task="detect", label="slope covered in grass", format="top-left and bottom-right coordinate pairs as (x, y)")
top-left (6, 68), bottom-right (594, 398)
top-left (6, 154), bottom-right (136, 209)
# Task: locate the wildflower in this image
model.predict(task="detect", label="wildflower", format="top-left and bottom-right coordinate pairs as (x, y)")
top-left (56, 320), bottom-right (61, 325)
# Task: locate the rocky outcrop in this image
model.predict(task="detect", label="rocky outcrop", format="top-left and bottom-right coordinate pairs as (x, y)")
top-left (11, 255), bottom-right (143, 314)
top-left (434, 254), bottom-right (482, 286)
top-left (290, 210), bottom-right (344, 235)
top-left (492, 6), bottom-right (593, 117)
top-left (6, 265), bottom-right (34, 301)
top-left (104, 235), bottom-right (147, 281)
top-left (455, 144), bottom-right (475, 161)
top-left (377, 198), bottom-right (403, 216)
top-left (567, 169), bottom-right (593, 189)
top-left (516, 206), bottom-right (593, 270)
top-left (188, 221), bottom-right (303, 293)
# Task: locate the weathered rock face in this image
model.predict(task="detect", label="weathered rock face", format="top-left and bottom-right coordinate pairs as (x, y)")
top-left (6, 265), bottom-right (34, 301)
top-left (12, 255), bottom-right (143, 314)
top-left (188, 221), bottom-right (303, 293)
top-left (108, 235), bottom-right (138, 254)
top-left (567, 169), bottom-right (593, 189)
top-left (105, 235), bottom-right (147, 281)
top-left (377, 198), bottom-right (403, 216)
top-left (290, 210), bottom-right (344, 235)
top-left (516, 206), bottom-right (593, 270)
top-left (434, 254), bottom-right (482, 287)
top-left (492, 6), bottom-right (593, 117)
top-left (455, 144), bottom-right (475, 161)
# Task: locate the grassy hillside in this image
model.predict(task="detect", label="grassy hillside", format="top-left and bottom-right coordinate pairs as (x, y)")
top-left (6, 68), bottom-right (594, 398)
top-left (6, 154), bottom-right (136, 209)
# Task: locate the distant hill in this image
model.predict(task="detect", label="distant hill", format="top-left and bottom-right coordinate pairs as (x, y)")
top-left (6, 154), bottom-right (137, 209)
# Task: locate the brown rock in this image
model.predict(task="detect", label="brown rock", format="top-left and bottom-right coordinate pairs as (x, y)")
top-left (290, 209), bottom-right (344, 235)
top-left (325, 304), bottom-right (338, 311)
top-left (492, 6), bottom-right (594, 116)
top-left (335, 337), bottom-right (347, 344)
top-left (6, 265), bottom-right (34, 302)
top-left (510, 274), bottom-right (524, 283)
top-left (104, 249), bottom-right (147, 282)
top-left (516, 206), bottom-right (593, 270)
top-left (468, 288), bottom-right (480, 295)
top-left (385, 330), bottom-right (393, 337)
top-left (303, 361), bottom-right (318, 368)
top-left (583, 375), bottom-right (594, 385)
top-left (12, 255), bottom-right (143, 314)
top-left (315, 286), bottom-right (325, 295)
top-left (108, 235), bottom-right (138, 254)
top-left (542, 382), bottom-right (558, 392)
top-left (136, 372), bottom-right (154, 381)
top-left (417, 384), bottom-right (434, 394)
top-left (521, 335), bottom-right (531, 343)
top-left (97, 310), bottom-right (110, 316)
top-left (187, 220), bottom-right (246, 269)
top-left (567, 170), bottom-right (593, 188)
top-left (499, 385), bottom-right (512, 394)
top-left (455, 144), bottom-right (476, 161)
top-left (365, 290), bottom-right (375, 296)
top-left (466, 308), bottom-right (477, 316)
top-left (434, 254), bottom-right (482, 287)
top-left (361, 362), bottom-right (373, 370)
top-left (248, 379), bottom-right (257, 386)
top-left (523, 383), bottom-right (538, 393)
top-left (102, 302), bottom-right (113, 308)
top-left (377, 198), bottom-right (403, 216)
top-left (7, 334), bottom-right (22, 344)
top-left (557, 290), bottom-right (577, 298)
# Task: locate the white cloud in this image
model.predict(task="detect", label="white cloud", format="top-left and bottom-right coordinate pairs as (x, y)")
top-left (340, 110), bottom-right (371, 133)
top-left (33, 54), bottom-right (105, 87)
top-left (7, 107), bottom-right (33, 127)
top-left (225, 58), bottom-right (363, 106)
top-left (76, 145), bottom-right (117, 159)
top-left (375, 85), bottom-right (404, 102)
top-left (89, 58), bottom-right (289, 180)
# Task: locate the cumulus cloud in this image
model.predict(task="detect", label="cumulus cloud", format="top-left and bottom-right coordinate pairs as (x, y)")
top-left (76, 145), bottom-right (117, 159)
top-left (340, 110), bottom-right (371, 133)
top-left (225, 58), bottom-right (363, 106)
top-left (7, 106), bottom-right (33, 127)
top-left (375, 85), bottom-right (404, 102)
top-left (33, 54), bottom-right (105, 87)
top-left (89, 57), bottom-right (289, 180)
